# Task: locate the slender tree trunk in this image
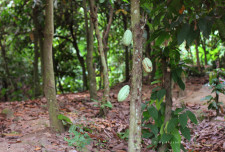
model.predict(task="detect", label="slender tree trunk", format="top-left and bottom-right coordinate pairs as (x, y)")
top-left (123, 14), bottom-right (130, 82)
top-left (69, 25), bottom-right (88, 91)
top-left (195, 40), bottom-right (201, 71)
top-left (2, 78), bottom-right (8, 101)
top-left (37, 22), bottom-right (44, 95)
top-left (103, 5), bottom-right (114, 65)
top-left (158, 56), bottom-right (173, 152)
top-left (90, 0), bottom-right (110, 114)
top-left (0, 38), bottom-right (17, 91)
top-left (150, 42), bottom-right (156, 83)
top-left (83, 0), bottom-right (98, 100)
top-left (202, 38), bottom-right (208, 66)
top-left (33, 7), bottom-right (41, 98)
top-left (43, 0), bottom-right (64, 133)
top-left (128, 0), bottom-right (144, 151)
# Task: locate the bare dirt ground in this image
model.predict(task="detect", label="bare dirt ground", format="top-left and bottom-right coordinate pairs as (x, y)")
top-left (0, 76), bottom-right (224, 152)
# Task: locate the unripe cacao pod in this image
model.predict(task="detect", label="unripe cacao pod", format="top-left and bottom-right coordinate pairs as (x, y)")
top-left (142, 57), bottom-right (153, 73)
top-left (122, 29), bottom-right (132, 46)
top-left (118, 85), bottom-right (130, 102)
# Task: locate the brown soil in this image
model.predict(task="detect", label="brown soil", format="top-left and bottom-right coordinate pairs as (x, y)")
top-left (0, 76), bottom-right (224, 152)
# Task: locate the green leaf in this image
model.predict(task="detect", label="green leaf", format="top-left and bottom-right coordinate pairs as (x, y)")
top-left (161, 133), bottom-right (173, 143)
top-left (174, 108), bottom-right (184, 115)
top-left (143, 111), bottom-right (150, 121)
top-left (179, 113), bottom-right (187, 128)
top-left (181, 144), bottom-right (187, 152)
top-left (198, 17), bottom-right (212, 38)
top-left (167, 118), bottom-right (178, 133)
top-left (177, 77), bottom-right (185, 90)
top-left (151, 91), bottom-right (158, 100)
top-left (177, 23), bottom-right (190, 45)
top-left (201, 95), bottom-right (213, 101)
top-left (157, 89), bottom-right (166, 101)
top-left (180, 127), bottom-right (191, 140)
top-left (148, 106), bottom-right (158, 120)
top-left (142, 129), bottom-right (154, 138)
top-left (58, 114), bottom-right (72, 124)
top-left (186, 111), bottom-right (198, 124)
top-left (160, 124), bottom-right (164, 135)
top-left (171, 129), bottom-right (181, 152)
top-left (151, 80), bottom-right (161, 85)
top-left (156, 98), bottom-right (163, 110)
top-left (155, 32), bottom-right (170, 46)
top-left (149, 124), bottom-right (159, 135)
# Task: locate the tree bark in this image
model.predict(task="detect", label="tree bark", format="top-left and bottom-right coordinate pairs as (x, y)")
top-left (201, 38), bottom-right (208, 66)
top-left (158, 56), bottom-right (172, 152)
top-left (90, 0), bottom-right (110, 114)
top-left (43, 0), bottom-right (64, 133)
top-left (122, 14), bottom-right (130, 82)
top-left (195, 40), bottom-right (201, 71)
top-left (69, 24), bottom-right (88, 91)
top-left (83, 0), bottom-right (98, 100)
top-left (33, 7), bottom-right (41, 98)
top-left (103, 5), bottom-right (114, 64)
top-left (0, 37), bottom-right (17, 92)
top-left (128, 0), bottom-right (144, 151)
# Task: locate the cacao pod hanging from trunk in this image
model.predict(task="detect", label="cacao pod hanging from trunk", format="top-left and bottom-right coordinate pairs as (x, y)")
top-left (118, 85), bottom-right (130, 102)
top-left (142, 57), bottom-right (153, 73)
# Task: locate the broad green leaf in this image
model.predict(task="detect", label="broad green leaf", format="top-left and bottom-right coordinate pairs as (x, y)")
top-left (174, 108), bottom-right (184, 115)
top-left (142, 129), bottom-right (154, 138)
top-left (177, 77), bottom-right (185, 90)
top-left (200, 95), bottom-right (213, 101)
top-left (171, 129), bottom-right (181, 152)
top-left (149, 124), bottom-right (159, 135)
top-left (180, 127), bottom-right (191, 140)
top-left (161, 133), bottom-right (173, 143)
top-left (151, 80), bottom-right (161, 85)
top-left (179, 113), bottom-right (187, 128)
top-left (155, 32), bottom-right (170, 46)
top-left (156, 98), bottom-right (163, 110)
top-left (167, 118), bottom-right (178, 133)
top-left (143, 111), bottom-right (150, 121)
top-left (177, 23), bottom-right (190, 45)
top-left (198, 17), bottom-right (212, 38)
top-left (58, 114), bottom-right (72, 124)
top-left (148, 106), bottom-right (158, 120)
top-left (160, 124), bottom-right (164, 135)
top-left (157, 89), bottom-right (166, 101)
top-left (186, 111), bottom-right (198, 124)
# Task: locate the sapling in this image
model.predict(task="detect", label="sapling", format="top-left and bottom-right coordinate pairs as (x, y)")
top-left (202, 68), bottom-right (225, 116)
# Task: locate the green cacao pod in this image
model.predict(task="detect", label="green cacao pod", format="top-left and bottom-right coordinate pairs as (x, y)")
top-left (118, 85), bottom-right (130, 102)
top-left (142, 57), bottom-right (153, 73)
top-left (122, 29), bottom-right (132, 46)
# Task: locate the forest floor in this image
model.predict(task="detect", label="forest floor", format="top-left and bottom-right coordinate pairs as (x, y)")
top-left (0, 76), bottom-right (225, 152)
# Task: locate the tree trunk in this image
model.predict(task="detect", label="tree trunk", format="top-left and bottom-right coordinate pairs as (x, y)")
top-left (43, 0), bottom-right (64, 133)
top-left (33, 7), bottom-right (41, 98)
top-left (2, 78), bottom-right (8, 101)
top-left (195, 40), bottom-right (201, 71)
top-left (103, 5), bottom-right (114, 65)
top-left (158, 56), bottom-right (172, 152)
top-left (0, 37), bottom-right (17, 92)
top-left (123, 14), bottom-right (130, 82)
top-left (202, 38), bottom-right (208, 66)
top-left (90, 0), bottom-right (110, 114)
top-left (128, 0), bottom-right (143, 151)
top-left (69, 25), bottom-right (88, 91)
top-left (83, 0), bottom-right (98, 100)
